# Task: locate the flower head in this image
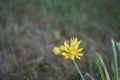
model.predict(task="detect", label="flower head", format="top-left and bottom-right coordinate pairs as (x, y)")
top-left (60, 37), bottom-right (83, 60)
top-left (53, 46), bottom-right (61, 55)
top-left (53, 37), bottom-right (83, 60)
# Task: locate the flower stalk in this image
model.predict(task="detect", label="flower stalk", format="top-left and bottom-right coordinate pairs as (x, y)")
top-left (72, 60), bottom-right (85, 80)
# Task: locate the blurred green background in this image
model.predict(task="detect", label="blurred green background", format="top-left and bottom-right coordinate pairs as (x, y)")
top-left (0, 0), bottom-right (120, 80)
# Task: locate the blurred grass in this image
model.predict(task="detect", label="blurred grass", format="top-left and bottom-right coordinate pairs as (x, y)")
top-left (0, 25), bottom-right (31, 49)
top-left (0, 0), bottom-right (120, 31)
top-left (0, 0), bottom-right (120, 80)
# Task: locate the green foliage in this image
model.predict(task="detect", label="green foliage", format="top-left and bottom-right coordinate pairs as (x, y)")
top-left (116, 42), bottom-right (120, 52)
top-left (1, 0), bottom-right (120, 32)
top-left (96, 54), bottom-right (105, 80)
top-left (0, 26), bottom-right (30, 49)
top-left (0, 0), bottom-right (120, 80)
top-left (112, 40), bottom-right (119, 80)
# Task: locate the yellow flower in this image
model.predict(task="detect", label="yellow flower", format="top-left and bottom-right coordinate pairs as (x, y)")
top-left (60, 37), bottom-right (83, 60)
top-left (53, 46), bottom-right (61, 55)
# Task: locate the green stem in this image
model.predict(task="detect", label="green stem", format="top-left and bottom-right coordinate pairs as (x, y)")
top-left (72, 60), bottom-right (85, 80)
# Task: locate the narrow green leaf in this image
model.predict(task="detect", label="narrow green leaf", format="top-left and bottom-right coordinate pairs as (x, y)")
top-left (96, 54), bottom-right (105, 80)
top-left (116, 42), bottom-right (120, 52)
top-left (96, 54), bottom-right (110, 80)
top-left (112, 64), bottom-right (116, 80)
top-left (111, 39), bottom-right (119, 80)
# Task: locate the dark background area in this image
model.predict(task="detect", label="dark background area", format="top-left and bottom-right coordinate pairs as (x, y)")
top-left (0, 0), bottom-right (120, 80)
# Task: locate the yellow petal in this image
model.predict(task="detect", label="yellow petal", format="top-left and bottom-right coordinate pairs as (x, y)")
top-left (78, 53), bottom-right (84, 56)
top-left (77, 48), bottom-right (83, 52)
top-left (76, 56), bottom-right (81, 60)
top-left (70, 55), bottom-right (75, 60)
top-left (64, 41), bottom-right (69, 48)
top-left (62, 52), bottom-right (69, 59)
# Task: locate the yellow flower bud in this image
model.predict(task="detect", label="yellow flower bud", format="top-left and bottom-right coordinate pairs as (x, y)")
top-left (53, 47), bottom-right (61, 55)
